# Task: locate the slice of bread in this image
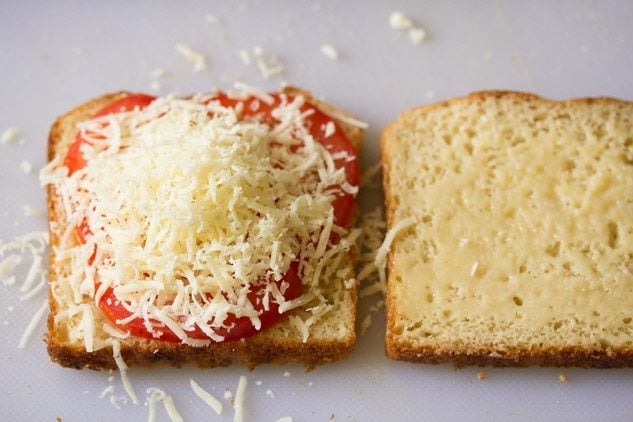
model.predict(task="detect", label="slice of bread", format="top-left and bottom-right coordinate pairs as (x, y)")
top-left (382, 91), bottom-right (633, 367)
top-left (45, 87), bottom-right (363, 370)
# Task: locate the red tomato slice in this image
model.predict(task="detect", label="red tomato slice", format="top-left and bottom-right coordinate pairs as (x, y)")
top-left (64, 93), bottom-right (156, 175)
top-left (65, 92), bottom-right (359, 343)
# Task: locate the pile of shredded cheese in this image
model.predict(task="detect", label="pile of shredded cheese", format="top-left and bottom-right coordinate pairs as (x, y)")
top-left (40, 89), bottom-right (358, 348)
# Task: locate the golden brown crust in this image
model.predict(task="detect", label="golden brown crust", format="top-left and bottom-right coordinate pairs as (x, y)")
top-left (45, 89), bottom-right (362, 371)
top-left (381, 90), bottom-right (633, 368)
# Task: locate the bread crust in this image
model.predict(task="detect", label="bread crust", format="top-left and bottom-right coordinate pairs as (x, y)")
top-left (45, 88), bottom-right (362, 370)
top-left (381, 90), bottom-right (633, 368)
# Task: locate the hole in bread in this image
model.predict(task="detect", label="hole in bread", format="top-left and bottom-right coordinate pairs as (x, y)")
top-left (623, 318), bottom-right (632, 324)
top-left (545, 241), bottom-right (560, 257)
top-left (593, 311), bottom-right (601, 317)
top-left (512, 296), bottom-right (523, 306)
top-left (519, 264), bottom-right (527, 274)
top-left (607, 221), bottom-right (618, 249)
top-left (563, 160), bottom-right (576, 171)
top-left (442, 310), bottom-right (452, 318)
top-left (553, 321), bottom-right (563, 330)
top-left (426, 293), bottom-right (434, 303)
top-left (562, 262), bottom-right (571, 271)
top-left (442, 134), bottom-right (452, 145)
top-left (464, 141), bottom-right (474, 155)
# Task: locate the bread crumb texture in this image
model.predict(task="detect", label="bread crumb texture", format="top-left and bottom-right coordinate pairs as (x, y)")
top-left (383, 91), bottom-right (633, 367)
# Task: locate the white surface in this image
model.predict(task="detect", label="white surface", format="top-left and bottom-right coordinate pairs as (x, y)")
top-left (1, 1), bottom-right (632, 421)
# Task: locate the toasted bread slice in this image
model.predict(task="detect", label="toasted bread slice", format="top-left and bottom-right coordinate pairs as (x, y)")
top-left (382, 91), bottom-right (633, 367)
top-left (45, 87), bottom-right (363, 370)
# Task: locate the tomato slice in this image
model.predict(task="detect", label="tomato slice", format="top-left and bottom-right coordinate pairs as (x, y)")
top-left (65, 92), bottom-right (359, 343)
top-left (64, 93), bottom-right (156, 175)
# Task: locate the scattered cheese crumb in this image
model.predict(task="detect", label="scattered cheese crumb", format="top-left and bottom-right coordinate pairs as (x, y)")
top-left (205, 14), bottom-right (219, 24)
top-left (324, 121), bottom-right (336, 137)
top-left (360, 314), bottom-right (372, 335)
top-left (477, 371), bottom-right (486, 380)
top-left (389, 11), bottom-right (427, 45)
top-left (275, 418), bottom-right (293, 422)
top-left (283, 371), bottom-right (291, 377)
top-left (3, 321), bottom-right (9, 326)
top-left (110, 395), bottom-right (127, 410)
top-left (233, 376), bottom-right (248, 422)
top-left (175, 43), bottom-right (208, 72)
top-left (150, 80), bottom-right (163, 92)
top-left (255, 380), bottom-right (262, 386)
top-left (484, 51), bottom-right (493, 61)
top-left (7, 306), bottom-right (15, 312)
top-left (238, 49), bottom-right (251, 65)
top-left (22, 205), bottom-right (42, 217)
top-left (470, 261), bottom-right (479, 277)
top-left (224, 390), bottom-right (233, 400)
top-left (389, 11), bottom-right (413, 29)
top-left (408, 27), bottom-right (427, 45)
top-left (99, 385), bottom-right (115, 399)
top-left (266, 389), bottom-right (275, 398)
top-left (321, 44), bottom-right (339, 60)
top-left (112, 340), bottom-right (139, 405)
top-left (191, 379), bottom-right (223, 415)
top-left (18, 300), bottom-right (47, 348)
top-left (559, 374), bottom-right (568, 383)
top-left (1, 127), bottom-right (19, 144)
top-left (20, 160), bottom-right (34, 174)
top-left (151, 68), bottom-right (166, 78)
top-left (425, 90), bottom-right (436, 99)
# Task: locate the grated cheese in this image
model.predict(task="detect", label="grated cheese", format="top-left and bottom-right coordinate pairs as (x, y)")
top-left (190, 379), bottom-right (223, 415)
top-left (162, 394), bottom-right (184, 422)
top-left (20, 160), bottom-right (34, 174)
top-left (233, 375), bottom-right (248, 422)
top-left (408, 28), bottom-right (427, 45)
top-left (1, 127), bottom-right (19, 144)
top-left (324, 121), bottom-right (336, 137)
top-left (42, 90), bottom-right (357, 347)
top-left (205, 14), bottom-right (219, 24)
top-left (18, 300), bottom-right (48, 348)
top-left (470, 261), bottom-right (479, 277)
top-left (320, 44), bottom-right (339, 60)
top-left (175, 43), bottom-right (208, 72)
top-left (360, 314), bottom-right (372, 335)
top-left (275, 418), bottom-right (293, 422)
top-left (327, 110), bottom-right (369, 129)
top-left (0, 255), bottom-right (21, 285)
top-left (99, 385), bottom-right (115, 399)
top-left (389, 11), bottom-right (413, 29)
top-left (112, 340), bottom-right (139, 404)
top-left (22, 205), bottom-right (42, 217)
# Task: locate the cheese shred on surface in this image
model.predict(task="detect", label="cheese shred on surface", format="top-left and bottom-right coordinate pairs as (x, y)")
top-left (42, 92), bottom-right (357, 347)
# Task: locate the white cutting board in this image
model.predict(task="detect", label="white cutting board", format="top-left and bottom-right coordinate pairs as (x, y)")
top-left (1, 1), bottom-right (632, 421)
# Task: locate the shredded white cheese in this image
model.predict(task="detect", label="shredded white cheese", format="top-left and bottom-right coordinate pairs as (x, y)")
top-left (233, 375), bottom-right (248, 422)
top-left (112, 340), bottom-right (139, 405)
top-left (408, 27), bottom-right (427, 45)
top-left (205, 14), bottom-right (219, 24)
top-left (371, 216), bottom-right (417, 293)
top-left (360, 314), bottom-right (372, 335)
top-left (320, 44), bottom-right (339, 60)
top-left (20, 160), bottom-right (34, 174)
top-left (275, 418), bottom-right (293, 422)
top-left (190, 379), bottom-right (223, 415)
top-left (42, 90), bottom-right (357, 347)
top-left (146, 387), bottom-right (182, 422)
top-left (1, 127), bottom-right (19, 144)
top-left (22, 205), bottom-right (42, 217)
top-left (18, 300), bottom-right (48, 348)
top-left (175, 43), bottom-right (208, 72)
top-left (470, 261), bottom-right (479, 277)
top-left (389, 11), bottom-right (413, 29)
